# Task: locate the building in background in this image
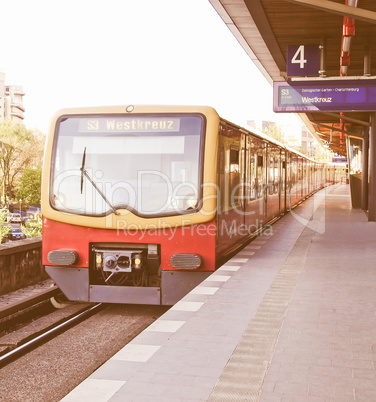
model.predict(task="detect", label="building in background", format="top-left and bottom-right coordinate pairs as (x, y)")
top-left (0, 71), bottom-right (5, 119)
top-left (247, 119), bottom-right (321, 159)
top-left (247, 119), bottom-right (276, 133)
top-left (0, 71), bottom-right (25, 122)
top-left (300, 126), bottom-right (316, 158)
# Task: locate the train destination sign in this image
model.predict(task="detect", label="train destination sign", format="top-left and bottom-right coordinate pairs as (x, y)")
top-left (273, 79), bottom-right (376, 112)
top-left (79, 117), bottom-right (181, 133)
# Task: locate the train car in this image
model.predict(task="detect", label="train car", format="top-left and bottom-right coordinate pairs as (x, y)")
top-left (42, 105), bottom-right (333, 305)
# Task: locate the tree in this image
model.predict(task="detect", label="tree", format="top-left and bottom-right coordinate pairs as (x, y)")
top-left (314, 144), bottom-right (333, 162)
top-left (21, 213), bottom-right (42, 237)
top-left (0, 208), bottom-right (11, 243)
top-left (17, 167), bottom-right (42, 206)
top-left (263, 123), bottom-right (285, 144)
top-left (0, 120), bottom-right (45, 202)
top-left (263, 124), bottom-right (309, 156)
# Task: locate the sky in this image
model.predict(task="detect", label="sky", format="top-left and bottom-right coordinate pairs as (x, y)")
top-left (1, 0), bottom-right (300, 135)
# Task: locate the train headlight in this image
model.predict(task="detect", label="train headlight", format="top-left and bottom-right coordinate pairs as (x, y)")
top-left (132, 253), bottom-right (143, 270)
top-left (47, 249), bottom-right (78, 266)
top-left (170, 253), bottom-right (202, 270)
top-left (104, 255), bottom-right (117, 268)
top-left (96, 253), bottom-right (102, 268)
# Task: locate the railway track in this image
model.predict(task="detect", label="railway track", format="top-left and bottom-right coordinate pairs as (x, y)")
top-left (0, 284), bottom-right (69, 340)
top-left (0, 302), bottom-right (168, 401)
top-left (0, 302), bottom-right (103, 368)
top-left (0, 285), bottom-right (60, 321)
top-left (0, 284), bottom-right (103, 368)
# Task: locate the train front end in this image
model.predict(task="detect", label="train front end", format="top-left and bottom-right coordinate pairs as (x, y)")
top-left (41, 106), bottom-right (219, 305)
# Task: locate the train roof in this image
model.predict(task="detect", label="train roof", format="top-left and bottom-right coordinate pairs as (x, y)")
top-left (219, 115), bottom-right (321, 164)
top-left (50, 104), bottom-right (323, 164)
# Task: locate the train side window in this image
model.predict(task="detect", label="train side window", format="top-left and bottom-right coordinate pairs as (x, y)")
top-left (282, 159), bottom-right (287, 190)
top-left (229, 146), bottom-right (240, 207)
top-left (256, 154), bottom-right (264, 199)
top-left (217, 126), bottom-right (242, 212)
top-left (268, 154), bottom-right (274, 195)
top-left (218, 146), bottom-right (225, 214)
top-left (249, 151), bottom-right (256, 200)
top-left (274, 152), bottom-right (281, 194)
top-left (230, 147), bottom-right (239, 168)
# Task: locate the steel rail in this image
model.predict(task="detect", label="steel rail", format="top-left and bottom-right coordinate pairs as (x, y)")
top-left (0, 303), bottom-right (103, 368)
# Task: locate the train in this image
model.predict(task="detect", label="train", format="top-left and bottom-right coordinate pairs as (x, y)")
top-left (41, 105), bottom-right (342, 305)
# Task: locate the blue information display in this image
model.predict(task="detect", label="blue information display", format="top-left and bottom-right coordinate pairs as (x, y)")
top-left (273, 79), bottom-right (376, 112)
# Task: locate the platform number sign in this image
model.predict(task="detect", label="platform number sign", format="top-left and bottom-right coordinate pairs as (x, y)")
top-left (287, 44), bottom-right (320, 77)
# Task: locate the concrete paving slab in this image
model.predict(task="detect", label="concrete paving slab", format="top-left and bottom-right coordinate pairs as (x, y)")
top-left (63, 184), bottom-right (376, 401)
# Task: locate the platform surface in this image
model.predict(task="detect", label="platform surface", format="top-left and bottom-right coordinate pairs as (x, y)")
top-left (63, 184), bottom-right (376, 401)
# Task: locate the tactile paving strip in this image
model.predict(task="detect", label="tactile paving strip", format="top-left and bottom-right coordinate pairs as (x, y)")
top-left (208, 224), bottom-right (316, 401)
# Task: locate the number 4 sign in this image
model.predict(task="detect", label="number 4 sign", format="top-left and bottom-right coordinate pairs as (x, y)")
top-left (287, 44), bottom-right (320, 77)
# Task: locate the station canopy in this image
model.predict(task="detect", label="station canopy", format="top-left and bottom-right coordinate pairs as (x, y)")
top-left (209, 0), bottom-right (376, 157)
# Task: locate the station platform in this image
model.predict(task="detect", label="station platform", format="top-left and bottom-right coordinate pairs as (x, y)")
top-left (63, 184), bottom-right (376, 401)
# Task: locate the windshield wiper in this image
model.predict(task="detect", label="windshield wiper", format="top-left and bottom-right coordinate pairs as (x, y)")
top-left (80, 147), bottom-right (119, 215)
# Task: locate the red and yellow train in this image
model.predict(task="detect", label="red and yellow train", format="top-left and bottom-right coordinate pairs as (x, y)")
top-left (42, 105), bottom-right (339, 305)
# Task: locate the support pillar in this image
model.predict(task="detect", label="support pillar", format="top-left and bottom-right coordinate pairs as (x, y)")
top-left (362, 128), bottom-right (369, 211)
top-left (368, 113), bottom-right (376, 221)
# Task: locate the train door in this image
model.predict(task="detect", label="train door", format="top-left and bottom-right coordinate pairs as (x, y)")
top-left (276, 149), bottom-right (281, 214)
top-left (319, 163), bottom-right (323, 188)
top-left (290, 155), bottom-right (298, 206)
top-left (306, 160), bottom-right (311, 195)
top-left (298, 156), bottom-right (303, 201)
top-left (240, 133), bottom-right (247, 218)
top-left (243, 134), bottom-right (252, 216)
top-left (304, 159), bottom-right (309, 197)
top-left (257, 142), bottom-right (267, 223)
top-left (216, 124), bottom-right (244, 258)
top-left (285, 151), bottom-right (291, 211)
top-left (266, 145), bottom-right (281, 220)
top-left (281, 150), bottom-right (286, 213)
top-left (302, 158), bottom-right (307, 198)
top-left (244, 136), bottom-right (265, 233)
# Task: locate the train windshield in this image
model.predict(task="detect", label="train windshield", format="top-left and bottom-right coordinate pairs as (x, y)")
top-left (51, 114), bottom-right (205, 217)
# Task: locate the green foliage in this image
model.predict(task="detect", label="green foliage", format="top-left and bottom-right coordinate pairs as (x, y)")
top-left (314, 145), bottom-right (333, 162)
top-left (263, 124), bottom-right (313, 158)
top-left (263, 124), bottom-right (299, 147)
top-left (17, 167), bottom-right (42, 206)
top-left (21, 214), bottom-right (42, 237)
top-left (0, 208), bottom-right (11, 243)
top-left (263, 124), bottom-right (285, 144)
top-left (0, 120), bottom-right (45, 202)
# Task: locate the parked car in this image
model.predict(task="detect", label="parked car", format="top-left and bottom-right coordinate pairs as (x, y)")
top-left (21, 216), bottom-right (31, 225)
top-left (7, 213), bottom-right (22, 223)
top-left (8, 227), bottom-right (26, 240)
